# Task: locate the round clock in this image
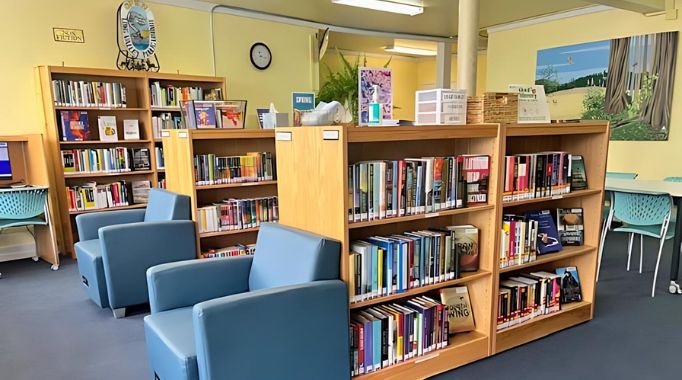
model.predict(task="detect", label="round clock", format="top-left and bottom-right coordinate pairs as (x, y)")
top-left (250, 42), bottom-right (272, 70)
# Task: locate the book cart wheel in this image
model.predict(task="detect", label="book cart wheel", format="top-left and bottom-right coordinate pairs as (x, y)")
top-left (32, 256), bottom-right (39, 262)
top-left (51, 265), bottom-right (59, 271)
top-left (669, 281), bottom-right (681, 294)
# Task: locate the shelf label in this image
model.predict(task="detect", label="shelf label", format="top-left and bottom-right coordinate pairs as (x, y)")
top-left (160, 131), bottom-right (170, 138)
top-left (415, 353), bottom-right (440, 364)
top-left (551, 195), bottom-right (563, 200)
top-left (178, 131), bottom-right (188, 138)
top-left (323, 130), bottom-right (339, 140)
top-left (276, 132), bottom-right (292, 141)
top-left (425, 212), bottom-right (439, 218)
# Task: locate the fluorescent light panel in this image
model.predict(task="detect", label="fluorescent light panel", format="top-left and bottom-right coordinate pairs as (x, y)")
top-left (331, 0), bottom-right (423, 16)
top-left (384, 45), bottom-right (436, 56)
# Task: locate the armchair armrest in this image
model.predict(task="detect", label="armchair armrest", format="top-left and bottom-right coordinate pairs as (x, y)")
top-left (193, 280), bottom-right (350, 380)
top-left (99, 220), bottom-right (197, 309)
top-left (147, 256), bottom-right (253, 313)
top-left (75, 209), bottom-right (146, 241)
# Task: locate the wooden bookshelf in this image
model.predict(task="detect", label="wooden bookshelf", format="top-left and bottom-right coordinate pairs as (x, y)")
top-left (275, 125), bottom-right (502, 379)
top-left (35, 66), bottom-right (226, 256)
top-left (162, 128), bottom-right (276, 257)
top-left (275, 121), bottom-right (609, 378)
top-left (492, 121), bottom-right (609, 354)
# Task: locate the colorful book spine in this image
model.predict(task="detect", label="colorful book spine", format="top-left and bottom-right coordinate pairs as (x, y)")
top-left (196, 196), bottom-right (279, 233)
top-left (502, 152), bottom-right (572, 202)
top-left (202, 243), bottom-right (256, 258)
top-left (497, 269), bottom-right (566, 331)
top-left (67, 181), bottom-right (130, 211)
top-left (61, 148), bottom-right (132, 174)
top-left (194, 152), bottom-right (275, 185)
top-left (149, 81), bottom-right (223, 107)
top-left (51, 80), bottom-right (126, 108)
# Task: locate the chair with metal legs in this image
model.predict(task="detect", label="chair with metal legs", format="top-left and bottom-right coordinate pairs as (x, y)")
top-left (610, 191), bottom-right (673, 297)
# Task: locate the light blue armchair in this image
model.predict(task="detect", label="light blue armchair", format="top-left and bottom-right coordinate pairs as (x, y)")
top-left (143, 223), bottom-right (350, 380)
top-left (74, 189), bottom-right (196, 318)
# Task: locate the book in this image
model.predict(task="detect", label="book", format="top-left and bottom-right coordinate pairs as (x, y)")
top-left (194, 102), bottom-right (217, 128)
top-left (556, 208), bottom-right (584, 246)
top-left (215, 100), bottom-right (247, 129)
top-left (123, 119), bottom-right (140, 140)
top-left (448, 225), bottom-right (479, 272)
top-left (97, 116), bottom-right (118, 142)
top-left (131, 180), bottom-right (151, 204)
top-left (292, 92), bottom-right (315, 127)
top-left (459, 154), bottom-right (489, 205)
top-left (439, 286), bottom-right (475, 333)
top-left (570, 155), bottom-right (588, 191)
top-left (555, 266), bottom-right (582, 303)
top-left (60, 111), bottom-right (91, 141)
top-left (131, 148), bottom-right (151, 171)
top-left (256, 108), bottom-right (269, 129)
top-left (526, 209), bottom-right (562, 255)
top-left (155, 147), bottom-right (164, 169)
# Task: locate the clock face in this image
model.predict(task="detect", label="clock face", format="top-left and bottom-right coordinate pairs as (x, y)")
top-left (250, 43), bottom-right (272, 70)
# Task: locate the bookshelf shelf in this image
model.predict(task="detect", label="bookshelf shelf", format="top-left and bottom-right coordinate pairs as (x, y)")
top-left (501, 188), bottom-right (601, 208)
top-left (346, 124), bottom-right (498, 142)
top-left (199, 227), bottom-right (260, 238)
top-left (505, 121), bottom-right (608, 137)
top-left (495, 301), bottom-right (592, 353)
top-left (37, 65), bottom-right (227, 256)
top-left (499, 245), bottom-right (596, 274)
top-left (195, 180), bottom-right (278, 191)
top-left (63, 170), bottom-right (154, 179)
top-left (350, 270), bottom-right (491, 309)
top-left (189, 129), bottom-right (275, 140)
top-left (349, 204), bottom-right (495, 229)
top-left (68, 203), bottom-right (147, 215)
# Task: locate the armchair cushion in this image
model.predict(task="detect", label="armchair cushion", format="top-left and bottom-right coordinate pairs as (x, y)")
top-left (144, 307), bottom-right (198, 380)
top-left (249, 223), bottom-right (341, 291)
top-left (75, 209), bottom-right (145, 241)
top-left (74, 239), bottom-right (109, 308)
top-left (144, 189), bottom-right (191, 222)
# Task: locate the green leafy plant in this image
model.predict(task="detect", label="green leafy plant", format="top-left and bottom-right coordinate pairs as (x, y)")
top-left (318, 49), bottom-right (391, 124)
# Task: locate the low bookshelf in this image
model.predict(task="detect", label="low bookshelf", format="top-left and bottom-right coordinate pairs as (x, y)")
top-left (35, 66), bottom-right (226, 256)
top-left (275, 125), bottom-right (502, 379)
top-left (162, 129), bottom-right (277, 258)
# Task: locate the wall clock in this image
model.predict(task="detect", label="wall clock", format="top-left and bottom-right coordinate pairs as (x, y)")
top-left (250, 42), bottom-right (272, 70)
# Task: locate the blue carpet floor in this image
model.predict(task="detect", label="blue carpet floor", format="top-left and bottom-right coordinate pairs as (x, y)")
top-left (1, 233), bottom-right (680, 380)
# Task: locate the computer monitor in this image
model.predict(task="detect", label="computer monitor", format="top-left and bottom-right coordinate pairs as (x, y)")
top-left (0, 142), bottom-right (12, 179)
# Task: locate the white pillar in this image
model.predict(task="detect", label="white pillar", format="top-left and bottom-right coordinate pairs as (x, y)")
top-left (436, 42), bottom-right (452, 89)
top-left (457, 0), bottom-right (480, 96)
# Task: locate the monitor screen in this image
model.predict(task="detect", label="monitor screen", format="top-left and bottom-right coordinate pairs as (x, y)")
top-left (0, 142), bottom-right (12, 179)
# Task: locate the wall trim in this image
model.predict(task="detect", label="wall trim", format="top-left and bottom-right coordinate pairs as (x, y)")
top-left (486, 5), bottom-right (613, 34)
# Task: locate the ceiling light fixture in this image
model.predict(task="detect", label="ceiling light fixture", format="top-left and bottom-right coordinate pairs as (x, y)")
top-left (331, 0), bottom-right (424, 16)
top-left (384, 45), bottom-right (436, 56)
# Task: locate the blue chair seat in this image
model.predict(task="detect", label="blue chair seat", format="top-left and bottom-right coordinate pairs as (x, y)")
top-left (144, 307), bottom-right (198, 380)
top-left (0, 217), bottom-right (47, 229)
top-left (74, 239), bottom-right (109, 308)
top-left (614, 223), bottom-right (675, 239)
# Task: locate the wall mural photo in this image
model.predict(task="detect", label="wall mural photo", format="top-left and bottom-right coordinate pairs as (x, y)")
top-left (535, 32), bottom-right (678, 141)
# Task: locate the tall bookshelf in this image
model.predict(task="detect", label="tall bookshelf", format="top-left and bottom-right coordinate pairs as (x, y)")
top-left (274, 121), bottom-right (608, 379)
top-left (162, 129), bottom-right (277, 257)
top-left (35, 66), bottom-right (225, 256)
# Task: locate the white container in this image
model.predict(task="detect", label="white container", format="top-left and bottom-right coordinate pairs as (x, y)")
top-left (415, 88), bottom-right (467, 125)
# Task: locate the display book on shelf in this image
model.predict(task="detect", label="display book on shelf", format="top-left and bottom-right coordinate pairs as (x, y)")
top-left (35, 65), bottom-right (226, 256)
top-left (274, 121), bottom-right (608, 379)
top-left (160, 128), bottom-right (277, 259)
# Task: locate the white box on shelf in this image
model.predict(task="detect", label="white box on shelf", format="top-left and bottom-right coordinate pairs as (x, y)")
top-left (415, 88), bottom-right (467, 125)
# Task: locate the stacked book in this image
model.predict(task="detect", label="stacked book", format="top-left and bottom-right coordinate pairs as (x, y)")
top-left (52, 80), bottom-right (127, 108)
top-left (497, 267), bottom-right (582, 330)
top-left (348, 155), bottom-right (489, 223)
top-left (194, 152), bottom-right (275, 185)
top-left (202, 243), bottom-right (256, 258)
top-left (502, 152), bottom-right (573, 202)
top-left (349, 225), bottom-right (479, 303)
top-left (61, 148), bottom-right (131, 174)
top-left (150, 82), bottom-right (222, 107)
top-left (197, 196), bottom-right (279, 233)
top-left (67, 181), bottom-right (130, 211)
top-left (350, 296), bottom-right (449, 375)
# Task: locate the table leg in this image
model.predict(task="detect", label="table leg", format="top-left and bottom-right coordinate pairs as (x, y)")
top-left (668, 197), bottom-right (682, 294)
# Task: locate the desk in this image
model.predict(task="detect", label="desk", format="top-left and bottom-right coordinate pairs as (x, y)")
top-left (605, 178), bottom-right (682, 293)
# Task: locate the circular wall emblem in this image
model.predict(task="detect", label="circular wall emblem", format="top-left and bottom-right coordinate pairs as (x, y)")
top-left (119, 1), bottom-right (157, 58)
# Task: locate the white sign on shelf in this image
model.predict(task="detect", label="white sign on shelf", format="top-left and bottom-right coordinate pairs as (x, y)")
top-left (508, 84), bottom-right (551, 124)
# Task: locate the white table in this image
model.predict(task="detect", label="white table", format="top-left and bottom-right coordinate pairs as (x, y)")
top-left (605, 178), bottom-right (682, 293)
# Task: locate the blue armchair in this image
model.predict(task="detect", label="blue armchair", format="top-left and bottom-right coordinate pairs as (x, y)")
top-left (74, 189), bottom-right (197, 318)
top-left (143, 223), bottom-right (350, 380)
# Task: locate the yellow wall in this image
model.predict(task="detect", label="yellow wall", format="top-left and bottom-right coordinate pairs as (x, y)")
top-left (1, 0), bottom-right (316, 134)
top-left (486, 8), bottom-right (682, 179)
top-left (416, 51), bottom-right (488, 95)
top-left (321, 52), bottom-right (418, 120)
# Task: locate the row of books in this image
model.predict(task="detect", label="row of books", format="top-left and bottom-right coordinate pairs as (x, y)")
top-left (197, 196), bottom-right (279, 233)
top-left (150, 82), bottom-right (222, 108)
top-left (348, 155), bottom-right (489, 223)
top-left (61, 147), bottom-right (151, 174)
top-left (67, 181), bottom-right (130, 211)
top-left (60, 112), bottom-right (142, 142)
top-left (181, 100), bottom-right (247, 129)
top-left (52, 79), bottom-right (127, 108)
top-left (157, 179), bottom-right (166, 189)
top-left (350, 295), bottom-right (449, 375)
top-left (349, 225), bottom-right (479, 303)
top-left (501, 152), bottom-right (574, 202)
top-left (194, 152), bottom-right (275, 185)
top-left (155, 147), bottom-right (165, 169)
top-left (500, 208), bottom-right (584, 269)
top-left (497, 267), bottom-right (582, 330)
top-left (202, 243), bottom-right (256, 258)
top-left (152, 113), bottom-right (182, 139)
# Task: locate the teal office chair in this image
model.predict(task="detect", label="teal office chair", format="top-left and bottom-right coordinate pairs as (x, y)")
top-left (664, 177), bottom-right (682, 222)
top-left (0, 187), bottom-right (50, 279)
top-left (608, 191), bottom-right (673, 297)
